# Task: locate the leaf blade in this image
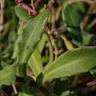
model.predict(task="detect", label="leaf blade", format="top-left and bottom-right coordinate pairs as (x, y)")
top-left (14, 9), bottom-right (49, 64)
top-left (43, 47), bottom-right (96, 82)
top-left (0, 65), bottom-right (16, 86)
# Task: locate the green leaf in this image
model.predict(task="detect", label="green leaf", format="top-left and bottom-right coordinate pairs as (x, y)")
top-left (62, 3), bottom-right (85, 42)
top-left (43, 47), bottom-right (96, 82)
top-left (15, 5), bottom-right (31, 22)
top-left (28, 48), bottom-right (43, 77)
top-left (62, 4), bottom-right (82, 27)
top-left (28, 32), bottom-right (53, 77)
top-left (0, 65), bottom-right (16, 86)
top-left (37, 33), bottom-right (47, 53)
top-left (28, 33), bottom-right (48, 78)
top-left (14, 9), bottom-right (49, 64)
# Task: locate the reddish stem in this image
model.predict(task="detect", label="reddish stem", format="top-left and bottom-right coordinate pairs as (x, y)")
top-left (15, 0), bottom-right (38, 16)
top-left (19, 3), bottom-right (38, 16)
top-left (15, 0), bottom-right (22, 3)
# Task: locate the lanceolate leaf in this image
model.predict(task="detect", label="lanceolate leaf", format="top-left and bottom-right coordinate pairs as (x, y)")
top-left (28, 33), bottom-right (53, 78)
top-left (0, 65), bottom-right (16, 86)
top-left (43, 47), bottom-right (96, 82)
top-left (28, 34), bottom-right (47, 78)
top-left (28, 33), bottom-right (47, 78)
top-left (14, 9), bottom-right (49, 64)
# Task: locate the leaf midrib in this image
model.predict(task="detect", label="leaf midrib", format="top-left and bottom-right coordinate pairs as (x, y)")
top-left (44, 57), bottom-right (86, 77)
